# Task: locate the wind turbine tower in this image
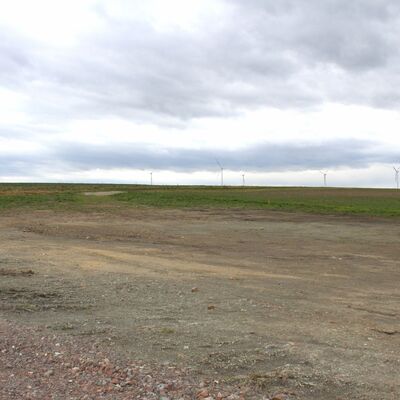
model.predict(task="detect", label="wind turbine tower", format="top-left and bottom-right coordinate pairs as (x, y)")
top-left (320, 171), bottom-right (328, 187)
top-left (394, 166), bottom-right (399, 189)
top-left (150, 171), bottom-right (153, 186)
top-left (216, 159), bottom-right (224, 186)
top-left (242, 173), bottom-right (245, 187)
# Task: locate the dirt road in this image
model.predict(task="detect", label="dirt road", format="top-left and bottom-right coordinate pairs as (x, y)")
top-left (1, 208), bottom-right (399, 399)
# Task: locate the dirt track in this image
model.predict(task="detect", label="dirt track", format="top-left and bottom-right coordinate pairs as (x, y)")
top-left (1, 208), bottom-right (399, 399)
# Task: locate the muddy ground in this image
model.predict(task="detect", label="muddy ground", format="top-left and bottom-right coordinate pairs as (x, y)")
top-left (0, 207), bottom-right (399, 399)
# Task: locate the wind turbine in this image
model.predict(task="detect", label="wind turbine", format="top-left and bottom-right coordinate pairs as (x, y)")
top-left (242, 173), bottom-right (245, 187)
top-left (150, 171), bottom-right (153, 186)
top-left (394, 166), bottom-right (399, 189)
top-left (320, 171), bottom-right (328, 187)
top-left (215, 159), bottom-right (224, 186)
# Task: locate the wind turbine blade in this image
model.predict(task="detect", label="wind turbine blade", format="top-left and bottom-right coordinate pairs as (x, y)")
top-left (215, 158), bottom-right (222, 169)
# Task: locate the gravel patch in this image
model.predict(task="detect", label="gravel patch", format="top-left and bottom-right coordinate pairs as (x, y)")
top-left (0, 319), bottom-right (273, 400)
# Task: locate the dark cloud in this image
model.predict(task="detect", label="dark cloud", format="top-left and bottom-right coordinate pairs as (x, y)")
top-left (1, 135), bottom-right (397, 179)
top-left (239, 0), bottom-right (399, 70)
top-left (1, 0), bottom-right (399, 123)
top-left (49, 139), bottom-right (397, 172)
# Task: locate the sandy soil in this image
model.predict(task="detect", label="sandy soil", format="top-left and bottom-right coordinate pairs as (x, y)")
top-left (83, 191), bottom-right (125, 196)
top-left (0, 207), bottom-right (399, 399)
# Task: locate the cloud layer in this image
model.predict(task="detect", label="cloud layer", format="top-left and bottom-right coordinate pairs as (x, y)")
top-left (2, 0), bottom-right (400, 124)
top-left (1, 139), bottom-right (396, 177)
top-left (0, 0), bottom-right (399, 183)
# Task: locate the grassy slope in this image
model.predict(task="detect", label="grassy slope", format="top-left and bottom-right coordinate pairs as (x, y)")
top-left (0, 183), bottom-right (399, 217)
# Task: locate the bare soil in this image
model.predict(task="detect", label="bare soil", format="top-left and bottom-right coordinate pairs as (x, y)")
top-left (0, 207), bottom-right (399, 399)
top-left (83, 191), bottom-right (125, 196)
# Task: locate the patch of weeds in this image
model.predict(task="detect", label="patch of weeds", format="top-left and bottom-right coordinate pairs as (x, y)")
top-left (247, 368), bottom-right (298, 389)
top-left (159, 327), bottom-right (176, 335)
top-left (78, 327), bottom-right (109, 336)
top-left (0, 286), bottom-right (94, 313)
top-left (202, 350), bottom-right (265, 372)
top-left (50, 322), bottom-right (76, 331)
top-left (59, 303), bottom-right (94, 312)
top-left (0, 268), bottom-right (35, 277)
top-left (1, 288), bottom-right (60, 300)
top-left (13, 303), bottom-right (40, 312)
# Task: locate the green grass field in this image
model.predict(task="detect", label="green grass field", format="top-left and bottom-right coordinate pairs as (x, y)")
top-left (0, 183), bottom-right (399, 217)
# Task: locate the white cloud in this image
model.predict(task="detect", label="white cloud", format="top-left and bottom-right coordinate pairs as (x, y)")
top-left (0, 0), bottom-right (101, 45)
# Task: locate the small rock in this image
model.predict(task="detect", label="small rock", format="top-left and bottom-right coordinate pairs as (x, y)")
top-left (191, 287), bottom-right (199, 293)
top-left (44, 369), bottom-right (54, 377)
top-left (208, 305), bottom-right (216, 310)
top-left (272, 394), bottom-right (287, 400)
top-left (197, 389), bottom-right (209, 398)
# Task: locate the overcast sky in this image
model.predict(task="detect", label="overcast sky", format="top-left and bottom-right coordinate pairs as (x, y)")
top-left (1, 0), bottom-right (399, 187)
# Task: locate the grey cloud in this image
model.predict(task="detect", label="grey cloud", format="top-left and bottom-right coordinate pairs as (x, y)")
top-left (0, 152), bottom-right (51, 177)
top-left (51, 139), bottom-right (397, 173)
top-left (0, 30), bottom-right (36, 89)
top-left (1, 0), bottom-right (400, 123)
top-left (1, 136), bottom-right (397, 179)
